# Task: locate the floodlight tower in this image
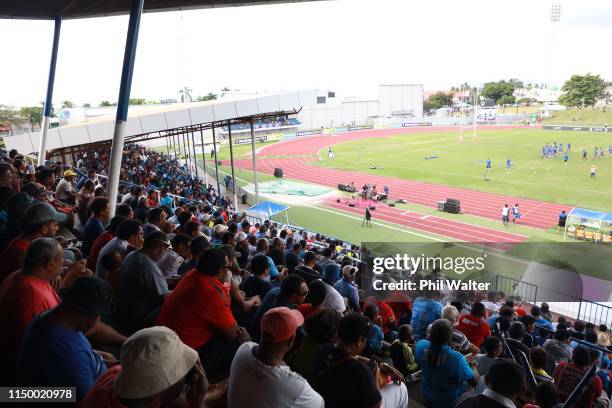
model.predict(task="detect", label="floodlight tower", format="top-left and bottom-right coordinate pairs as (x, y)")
top-left (548, 3), bottom-right (562, 92)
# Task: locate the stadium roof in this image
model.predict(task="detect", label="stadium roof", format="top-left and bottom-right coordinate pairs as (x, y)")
top-left (3, 90), bottom-right (316, 154)
top-left (0, 0), bottom-right (325, 20)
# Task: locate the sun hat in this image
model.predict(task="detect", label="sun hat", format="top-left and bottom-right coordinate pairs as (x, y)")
top-left (342, 264), bottom-right (357, 277)
top-left (213, 224), bottom-right (228, 234)
top-left (235, 231), bottom-right (248, 243)
top-left (597, 331), bottom-right (612, 347)
top-left (114, 326), bottom-right (198, 399)
top-left (63, 169), bottom-right (77, 177)
top-left (260, 307), bottom-right (304, 344)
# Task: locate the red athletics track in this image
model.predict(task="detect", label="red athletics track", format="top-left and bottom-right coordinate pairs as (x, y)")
top-left (321, 197), bottom-right (526, 250)
top-left (225, 126), bottom-right (571, 231)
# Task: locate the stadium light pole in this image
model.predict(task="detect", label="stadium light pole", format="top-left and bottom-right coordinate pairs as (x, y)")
top-left (250, 120), bottom-right (259, 204)
top-left (211, 123), bottom-right (221, 202)
top-left (227, 125), bottom-right (238, 208)
top-left (37, 17), bottom-right (62, 166)
top-left (548, 3), bottom-right (562, 89)
top-left (106, 0), bottom-right (144, 217)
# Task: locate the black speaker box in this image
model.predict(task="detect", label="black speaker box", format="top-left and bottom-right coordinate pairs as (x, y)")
top-left (388, 203), bottom-right (395, 207)
top-left (446, 198), bottom-right (460, 207)
top-left (348, 203), bottom-right (355, 207)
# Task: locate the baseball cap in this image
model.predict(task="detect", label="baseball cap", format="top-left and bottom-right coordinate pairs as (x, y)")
top-left (61, 277), bottom-right (113, 316)
top-left (63, 169), bottom-right (77, 177)
top-left (23, 202), bottom-right (67, 225)
top-left (213, 224), bottom-right (228, 234)
top-left (342, 264), bottom-right (357, 277)
top-left (114, 326), bottom-right (198, 399)
top-left (260, 307), bottom-right (304, 343)
top-left (236, 231), bottom-right (248, 243)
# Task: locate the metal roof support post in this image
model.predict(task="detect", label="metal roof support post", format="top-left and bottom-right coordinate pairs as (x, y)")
top-left (186, 128), bottom-right (193, 177)
top-left (181, 131), bottom-right (188, 173)
top-left (37, 17), bottom-right (61, 166)
top-left (165, 134), bottom-right (170, 154)
top-left (211, 123), bottom-right (221, 204)
top-left (228, 125), bottom-right (238, 208)
top-left (200, 128), bottom-right (208, 186)
top-left (250, 120), bottom-right (259, 204)
top-left (170, 132), bottom-right (174, 157)
top-left (191, 130), bottom-right (199, 180)
top-left (106, 0), bottom-right (144, 217)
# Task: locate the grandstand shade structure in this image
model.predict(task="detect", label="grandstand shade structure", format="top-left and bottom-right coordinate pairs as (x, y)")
top-left (2, 92), bottom-right (317, 154)
top-left (0, 1), bottom-right (325, 19)
top-left (1, 0), bottom-right (323, 216)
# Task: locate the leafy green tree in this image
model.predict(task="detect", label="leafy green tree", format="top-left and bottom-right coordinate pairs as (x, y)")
top-left (518, 97), bottom-right (537, 106)
top-left (99, 100), bottom-right (116, 107)
top-left (482, 80), bottom-right (516, 104)
top-left (558, 73), bottom-right (609, 107)
top-left (424, 91), bottom-right (454, 111)
top-left (19, 106), bottom-right (43, 130)
top-left (60, 100), bottom-right (75, 109)
top-left (82, 103), bottom-right (91, 108)
top-left (196, 92), bottom-right (218, 102)
top-left (129, 98), bottom-right (147, 105)
top-left (0, 105), bottom-right (18, 126)
top-left (498, 95), bottom-right (516, 113)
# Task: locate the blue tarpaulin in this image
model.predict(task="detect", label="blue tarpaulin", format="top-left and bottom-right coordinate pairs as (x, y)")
top-left (247, 201), bottom-right (289, 220)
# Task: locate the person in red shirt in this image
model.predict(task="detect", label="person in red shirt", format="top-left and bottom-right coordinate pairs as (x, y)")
top-left (456, 302), bottom-right (491, 348)
top-left (365, 296), bottom-right (397, 335)
top-left (385, 290), bottom-right (413, 325)
top-left (87, 215), bottom-right (126, 272)
top-left (0, 238), bottom-right (87, 386)
top-left (297, 279), bottom-right (327, 320)
top-left (0, 202), bottom-right (67, 284)
top-left (553, 346), bottom-right (603, 408)
top-left (157, 247), bottom-right (250, 382)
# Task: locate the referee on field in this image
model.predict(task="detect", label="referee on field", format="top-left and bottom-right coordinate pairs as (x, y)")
top-left (362, 207), bottom-right (372, 227)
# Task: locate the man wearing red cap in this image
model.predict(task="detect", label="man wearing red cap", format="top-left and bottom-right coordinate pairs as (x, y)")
top-left (228, 307), bottom-right (324, 408)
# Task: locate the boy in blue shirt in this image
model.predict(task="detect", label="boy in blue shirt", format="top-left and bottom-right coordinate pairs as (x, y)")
top-left (17, 277), bottom-right (114, 401)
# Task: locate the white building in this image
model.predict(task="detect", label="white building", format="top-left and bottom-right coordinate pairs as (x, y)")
top-left (297, 84), bottom-right (423, 129)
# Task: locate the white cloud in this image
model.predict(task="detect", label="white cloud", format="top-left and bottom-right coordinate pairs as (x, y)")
top-left (1, 0), bottom-right (611, 107)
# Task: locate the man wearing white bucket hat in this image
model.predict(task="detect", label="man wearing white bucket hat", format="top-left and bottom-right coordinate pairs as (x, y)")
top-left (82, 326), bottom-right (226, 407)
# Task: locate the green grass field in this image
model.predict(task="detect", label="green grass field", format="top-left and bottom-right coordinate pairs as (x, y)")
top-left (313, 128), bottom-right (612, 211)
top-left (544, 108), bottom-right (612, 126)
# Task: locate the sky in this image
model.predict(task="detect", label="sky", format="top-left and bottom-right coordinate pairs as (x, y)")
top-left (1, 0), bottom-right (611, 108)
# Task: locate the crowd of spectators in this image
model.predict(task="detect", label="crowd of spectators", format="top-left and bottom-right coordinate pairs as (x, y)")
top-left (0, 145), bottom-right (610, 408)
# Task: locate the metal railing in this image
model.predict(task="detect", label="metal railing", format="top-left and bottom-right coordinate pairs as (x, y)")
top-left (495, 275), bottom-right (612, 326)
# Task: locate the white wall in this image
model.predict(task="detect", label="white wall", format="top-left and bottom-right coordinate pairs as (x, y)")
top-left (298, 85), bottom-right (423, 129)
top-left (378, 84), bottom-right (423, 118)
